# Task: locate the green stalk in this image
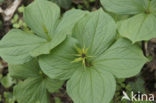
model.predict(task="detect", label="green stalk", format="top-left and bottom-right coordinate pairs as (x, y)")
top-left (42, 24), bottom-right (51, 41)
top-left (147, 0), bottom-right (151, 12)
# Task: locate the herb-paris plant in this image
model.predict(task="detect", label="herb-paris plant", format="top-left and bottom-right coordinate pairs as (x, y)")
top-left (39, 9), bottom-right (148, 103)
top-left (100, 0), bottom-right (156, 43)
top-left (9, 59), bottom-right (63, 103)
top-left (0, 0), bottom-right (87, 64)
top-left (0, 0), bottom-right (149, 103)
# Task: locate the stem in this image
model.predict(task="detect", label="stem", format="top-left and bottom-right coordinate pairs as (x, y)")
top-left (144, 0), bottom-right (151, 14)
top-left (42, 24), bottom-right (51, 41)
top-left (84, 59), bottom-right (92, 67)
top-left (147, 0), bottom-right (151, 11)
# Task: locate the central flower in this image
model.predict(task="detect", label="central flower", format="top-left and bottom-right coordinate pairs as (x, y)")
top-left (72, 46), bottom-right (92, 67)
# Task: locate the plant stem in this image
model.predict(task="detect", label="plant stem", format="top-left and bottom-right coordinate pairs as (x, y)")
top-left (42, 24), bottom-right (51, 41)
top-left (147, 0), bottom-right (151, 11)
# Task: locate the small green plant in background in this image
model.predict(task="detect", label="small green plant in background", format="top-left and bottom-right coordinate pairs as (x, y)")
top-left (111, 75), bottom-right (152, 103)
top-left (0, 73), bottom-right (15, 88)
top-left (54, 97), bottom-right (62, 103)
top-left (77, 0), bottom-right (97, 10)
top-left (11, 5), bottom-right (30, 31)
top-left (3, 92), bottom-right (15, 103)
top-left (111, 78), bottom-right (132, 102)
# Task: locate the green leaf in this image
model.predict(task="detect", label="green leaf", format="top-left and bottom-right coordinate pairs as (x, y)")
top-left (128, 77), bottom-right (145, 93)
top-left (54, 97), bottom-right (62, 103)
top-left (39, 9), bottom-right (116, 80)
top-left (72, 8), bottom-right (116, 56)
top-left (50, 0), bottom-right (72, 9)
top-left (8, 59), bottom-right (40, 79)
top-left (24, 0), bottom-right (87, 57)
top-left (100, 0), bottom-right (148, 14)
top-left (11, 59), bottom-right (64, 103)
top-left (150, 0), bottom-right (156, 16)
top-left (39, 37), bottom-right (80, 80)
top-left (24, 0), bottom-right (60, 40)
top-left (67, 68), bottom-right (116, 103)
top-left (3, 92), bottom-right (15, 103)
top-left (0, 0), bottom-right (87, 64)
top-left (0, 29), bottom-right (46, 64)
top-left (30, 8), bottom-right (88, 57)
top-left (39, 9), bottom-right (147, 103)
top-left (94, 38), bottom-right (148, 78)
top-left (14, 77), bottom-right (63, 103)
top-left (118, 13), bottom-right (156, 43)
top-left (9, 59), bottom-right (64, 90)
top-left (101, 0), bottom-right (156, 42)
top-left (0, 74), bottom-right (15, 88)
top-left (56, 9), bottom-right (89, 36)
top-left (0, 0), bottom-right (4, 3)
top-left (24, 0), bottom-right (67, 57)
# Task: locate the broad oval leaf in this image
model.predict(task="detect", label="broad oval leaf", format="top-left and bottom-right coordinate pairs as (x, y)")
top-left (14, 77), bottom-right (63, 103)
top-left (100, 0), bottom-right (148, 15)
top-left (94, 38), bottom-right (148, 78)
top-left (0, 29), bottom-right (46, 64)
top-left (11, 59), bottom-right (64, 103)
top-left (56, 9), bottom-right (89, 36)
top-left (67, 68), bottom-right (116, 103)
top-left (24, 0), bottom-right (60, 40)
top-left (118, 13), bottom-right (156, 43)
top-left (8, 59), bottom-right (40, 79)
top-left (72, 8), bottom-right (116, 56)
top-left (24, 0), bottom-right (66, 57)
